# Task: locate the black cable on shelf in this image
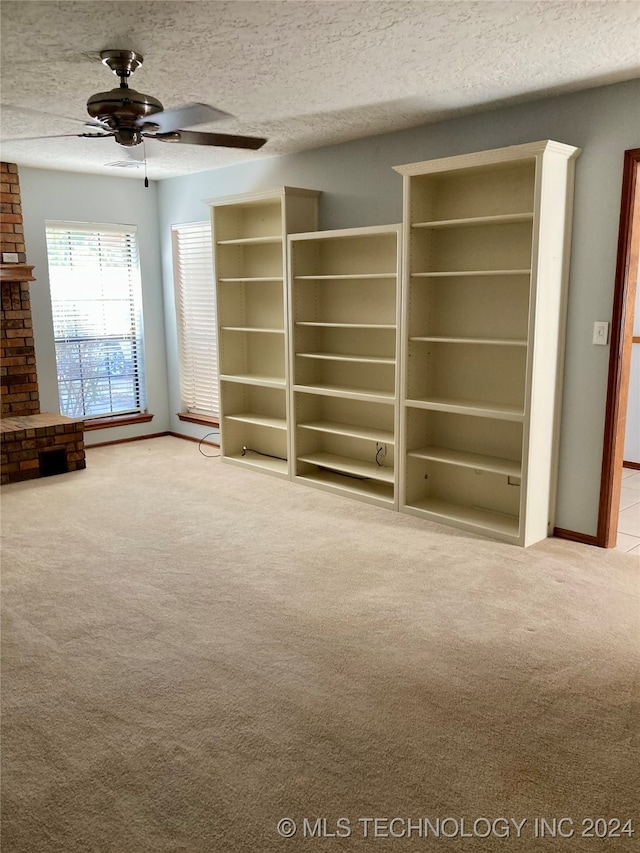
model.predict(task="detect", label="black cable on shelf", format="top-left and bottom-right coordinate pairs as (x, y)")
top-left (242, 446), bottom-right (287, 462)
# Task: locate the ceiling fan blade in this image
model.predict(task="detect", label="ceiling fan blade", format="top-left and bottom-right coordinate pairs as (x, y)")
top-left (1, 103), bottom-right (109, 130)
top-left (138, 102), bottom-right (230, 133)
top-left (1, 133), bottom-right (113, 142)
top-left (152, 129), bottom-right (267, 150)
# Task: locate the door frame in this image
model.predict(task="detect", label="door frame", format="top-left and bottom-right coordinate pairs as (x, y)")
top-left (597, 148), bottom-right (640, 548)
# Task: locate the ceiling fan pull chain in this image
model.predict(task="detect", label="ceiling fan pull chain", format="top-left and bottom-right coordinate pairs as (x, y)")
top-left (143, 138), bottom-right (149, 188)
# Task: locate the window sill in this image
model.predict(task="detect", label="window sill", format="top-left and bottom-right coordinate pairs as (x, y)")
top-left (177, 412), bottom-right (219, 427)
top-left (84, 412), bottom-right (155, 431)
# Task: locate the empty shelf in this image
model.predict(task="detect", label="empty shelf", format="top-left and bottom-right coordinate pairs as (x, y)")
top-left (216, 235), bottom-right (282, 245)
top-left (225, 452), bottom-right (289, 476)
top-left (405, 396), bottom-right (524, 421)
top-left (295, 383), bottom-right (395, 402)
top-left (409, 336), bottom-right (527, 346)
top-left (218, 276), bottom-right (283, 283)
top-left (411, 269), bottom-right (531, 278)
top-left (408, 445), bottom-right (521, 477)
top-left (298, 452), bottom-right (394, 483)
top-left (221, 326), bottom-right (284, 334)
top-left (294, 273), bottom-right (396, 280)
top-left (406, 497), bottom-right (520, 539)
top-left (224, 413), bottom-right (287, 430)
top-left (296, 469), bottom-right (395, 504)
top-left (297, 352), bottom-right (395, 365)
top-left (296, 322), bottom-right (396, 329)
top-left (220, 373), bottom-right (286, 388)
top-left (298, 420), bottom-right (395, 444)
top-left (412, 212), bottom-right (534, 229)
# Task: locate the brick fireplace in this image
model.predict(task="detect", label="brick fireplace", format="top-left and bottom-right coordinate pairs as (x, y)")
top-left (1, 161), bottom-right (85, 485)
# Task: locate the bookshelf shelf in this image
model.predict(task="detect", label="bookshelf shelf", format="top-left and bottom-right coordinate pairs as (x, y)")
top-left (412, 212), bottom-right (534, 229)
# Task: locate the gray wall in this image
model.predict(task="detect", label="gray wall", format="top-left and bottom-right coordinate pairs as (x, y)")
top-left (158, 78), bottom-right (640, 537)
top-left (18, 78), bottom-right (640, 538)
top-left (20, 168), bottom-right (168, 445)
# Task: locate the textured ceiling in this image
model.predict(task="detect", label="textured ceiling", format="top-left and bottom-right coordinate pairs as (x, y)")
top-left (1, 0), bottom-right (639, 180)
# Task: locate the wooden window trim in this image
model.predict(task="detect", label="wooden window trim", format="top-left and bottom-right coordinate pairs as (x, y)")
top-left (84, 412), bottom-right (154, 431)
top-left (177, 412), bottom-right (219, 427)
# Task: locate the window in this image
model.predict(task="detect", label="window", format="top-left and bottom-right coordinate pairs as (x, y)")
top-left (45, 222), bottom-right (146, 420)
top-left (172, 221), bottom-right (219, 418)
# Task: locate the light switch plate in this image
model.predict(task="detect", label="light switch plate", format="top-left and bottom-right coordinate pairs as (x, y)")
top-left (592, 321), bottom-right (609, 345)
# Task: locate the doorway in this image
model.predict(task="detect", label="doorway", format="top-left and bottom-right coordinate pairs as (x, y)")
top-left (598, 148), bottom-right (640, 548)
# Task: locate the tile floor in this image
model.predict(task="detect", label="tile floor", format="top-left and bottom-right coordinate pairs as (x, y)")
top-left (616, 468), bottom-right (640, 555)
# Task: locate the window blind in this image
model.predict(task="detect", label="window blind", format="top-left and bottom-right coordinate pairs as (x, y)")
top-left (45, 221), bottom-right (146, 419)
top-left (172, 221), bottom-right (219, 418)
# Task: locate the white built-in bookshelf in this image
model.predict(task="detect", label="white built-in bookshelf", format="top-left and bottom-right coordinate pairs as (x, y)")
top-left (210, 187), bottom-right (320, 479)
top-left (394, 140), bottom-right (580, 545)
top-left (208, 142), bottom-right (579, 546)
top-left (288, 225), bottom-right (402, 508)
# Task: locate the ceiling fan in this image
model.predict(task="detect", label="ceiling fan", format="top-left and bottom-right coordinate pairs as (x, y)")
top-left (8, 49), bottom-right (267, 152)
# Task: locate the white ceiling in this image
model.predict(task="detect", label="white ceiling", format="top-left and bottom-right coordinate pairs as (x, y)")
top-left (1, 0), bottom-right (639, 181)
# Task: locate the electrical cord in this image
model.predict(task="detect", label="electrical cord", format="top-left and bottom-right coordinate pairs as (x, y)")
top-left (241, 446), bottom-right (287, 461)
top-left (198, 433), bottom-right (221, 458)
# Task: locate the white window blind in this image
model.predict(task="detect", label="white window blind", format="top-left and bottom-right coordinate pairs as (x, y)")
top-left (172, 221), bottom-right (219, 418)
top-left (45, 221), bottom-right (146, 419)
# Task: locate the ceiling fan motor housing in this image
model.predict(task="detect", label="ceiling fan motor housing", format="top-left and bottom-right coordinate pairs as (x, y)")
top-left (87, 88), bottom-right (164, 145)
top-left (86, 50), bottom-right (163, 146)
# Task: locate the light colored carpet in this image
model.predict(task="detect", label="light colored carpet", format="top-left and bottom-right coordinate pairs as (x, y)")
top-left (1, 436), bottom-right (638, 852)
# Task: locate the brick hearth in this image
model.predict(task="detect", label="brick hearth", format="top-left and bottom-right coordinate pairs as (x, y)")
top-left (1, 414), bottom-right (85, 484)
top-left (1, 161), bottom-right (86, 485)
